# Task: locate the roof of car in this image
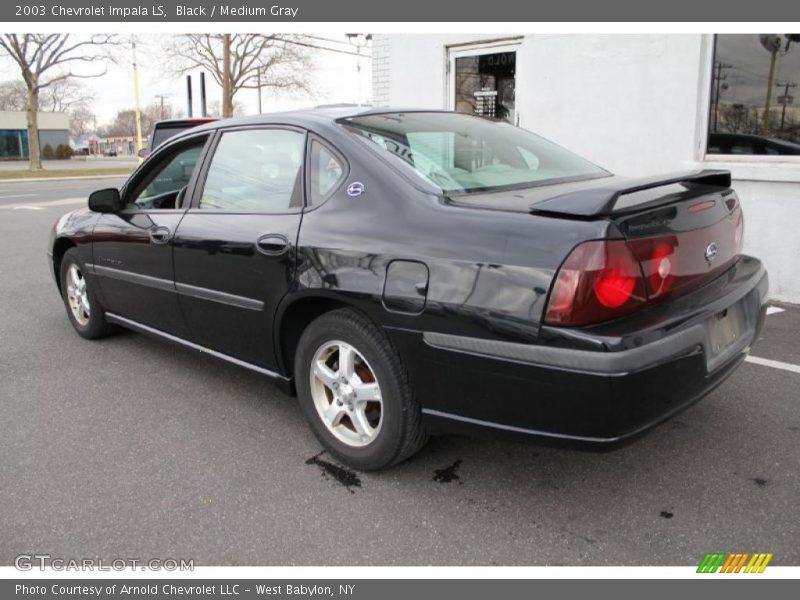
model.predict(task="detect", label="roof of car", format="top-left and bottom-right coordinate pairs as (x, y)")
top-left (164, 106), bottom-right (472, 148)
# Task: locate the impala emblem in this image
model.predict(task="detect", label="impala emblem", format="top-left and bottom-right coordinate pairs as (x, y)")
top-left (704, 242), bottom-right (719, 262)
top-left (346, 181), bottom-right (365, 197)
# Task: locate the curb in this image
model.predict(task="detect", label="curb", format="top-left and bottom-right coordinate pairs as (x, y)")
top-left (0, 173), bottom-right (131, 184)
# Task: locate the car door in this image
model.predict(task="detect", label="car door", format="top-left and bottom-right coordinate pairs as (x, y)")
top-left (171, 126), bottom-right (307, 369)
top-left (91, 134), bottom-right (210, 337)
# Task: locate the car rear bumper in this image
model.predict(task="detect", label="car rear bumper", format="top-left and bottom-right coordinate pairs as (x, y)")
top-left (386, 256), bottom-right (768, 447)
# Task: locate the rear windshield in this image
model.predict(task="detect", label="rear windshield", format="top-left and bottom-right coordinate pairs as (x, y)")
top-left (343, 112), bottom-right (608, 194)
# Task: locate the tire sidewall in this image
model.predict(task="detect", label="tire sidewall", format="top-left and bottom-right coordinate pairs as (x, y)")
top-left (295, 313), bottom-right (406, 470)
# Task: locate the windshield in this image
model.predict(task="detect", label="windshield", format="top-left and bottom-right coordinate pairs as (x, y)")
top-left (343, 112), bottom-right (608, 194)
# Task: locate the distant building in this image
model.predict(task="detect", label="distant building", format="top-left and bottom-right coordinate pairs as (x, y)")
top-left (0, 110), bottom-right (70, 160)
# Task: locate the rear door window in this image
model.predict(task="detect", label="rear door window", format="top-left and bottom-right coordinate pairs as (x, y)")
top-left (198, 128), bottom-right (306, 211)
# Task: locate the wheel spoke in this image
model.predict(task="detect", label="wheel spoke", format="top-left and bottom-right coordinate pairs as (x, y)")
top-left (313, 360), bottom-right (338, 390)
top-left (69, 267), bottom-right (81, 288)
top-left (350, 407), bottom-right (373, 439)
top-left (337, 344), bottom-right (355, 379)
top-left (353, 381), bottom-right (381, 403)
top-left (323, 401), bottom-right (346, 427)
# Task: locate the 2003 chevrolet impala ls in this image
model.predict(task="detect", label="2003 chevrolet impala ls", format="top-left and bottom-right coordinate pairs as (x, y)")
top-left (48, 108), bottom-right (768, 470)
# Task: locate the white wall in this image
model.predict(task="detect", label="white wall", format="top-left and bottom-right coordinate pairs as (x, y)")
top-left (372, 34), bottom-right (800, 303)
top-left (0, 111), bottom-right (69, 130)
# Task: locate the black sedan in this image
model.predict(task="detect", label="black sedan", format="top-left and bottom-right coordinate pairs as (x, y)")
top-left (48, 108), bottom-right (768, 470)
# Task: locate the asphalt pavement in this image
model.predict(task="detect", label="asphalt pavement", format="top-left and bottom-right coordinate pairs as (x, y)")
top-left (0, 177), bottom-right (798, 566)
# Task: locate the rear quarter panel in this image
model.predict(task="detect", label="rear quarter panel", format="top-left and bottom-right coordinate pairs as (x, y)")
top-left (290, 131), bottom-right (613, 345)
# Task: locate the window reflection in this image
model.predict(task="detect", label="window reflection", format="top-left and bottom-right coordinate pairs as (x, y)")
top-left (709, 34), bottom-right (800, 155)
top-left (454, 51), bottom-right (516, 123)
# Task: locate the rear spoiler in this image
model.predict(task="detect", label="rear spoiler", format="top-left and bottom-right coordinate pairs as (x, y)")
top-left (529, 170), bottom-right (731, 218)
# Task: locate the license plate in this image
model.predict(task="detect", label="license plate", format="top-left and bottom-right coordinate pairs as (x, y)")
top-left (708, 303), bottom-right (744, 357)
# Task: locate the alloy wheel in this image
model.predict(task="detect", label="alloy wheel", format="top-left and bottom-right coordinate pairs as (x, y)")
top-left (66, 263), bottom-right (90, 326)
top-left (309, 340), bottom-right (383, 447)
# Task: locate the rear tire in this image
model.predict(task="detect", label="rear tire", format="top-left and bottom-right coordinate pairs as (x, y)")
top-left (295, 309), bottom-right (427, 470)
top-left (60, 248), bottom-right (114, 340)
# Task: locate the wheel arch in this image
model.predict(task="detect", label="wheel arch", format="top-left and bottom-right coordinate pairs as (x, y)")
top-left (275, 294), bottom-right (378, 382)
top-left (52, 237), bottom-right (77, 293)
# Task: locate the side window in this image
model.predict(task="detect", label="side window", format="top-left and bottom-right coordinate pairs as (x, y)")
top-left (133, 143), bottom-right (204, 209)
top-left (199, 129), bottom-right (305, 211)
top-left (309, 140), bottom-right (345, 205)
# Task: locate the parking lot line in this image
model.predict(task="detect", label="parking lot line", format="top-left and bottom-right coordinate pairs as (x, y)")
top-left (745, 355), bottom-right (800, 374)
top-left (766, 306), bottom-right (786, 315)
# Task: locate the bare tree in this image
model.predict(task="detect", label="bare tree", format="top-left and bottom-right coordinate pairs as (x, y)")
top-left (0, 80), bottom-right (27, 110)
top-left (98, 101), bottom-right (185, 139)
top-left (207, 98), bottom-right (246, 118)
top-left (0, 34), bottom-right (115, 170)
top-left (69, 105), bottom-right (96, 139)
top-left (40, 79), bottom-right (94, 113)
top-left (162, 34), bottom-right (311, 117)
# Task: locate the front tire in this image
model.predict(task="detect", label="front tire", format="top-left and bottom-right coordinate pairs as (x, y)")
top-left (295, 309), bottom-right (427, 470)
top-left (60, 248), bottom-right (114, 339)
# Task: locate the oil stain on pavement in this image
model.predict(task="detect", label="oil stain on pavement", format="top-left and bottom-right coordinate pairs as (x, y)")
top-left (305, 451), bottom-right (362, 494)
top-left (433, 459), bottom-right (463, 484)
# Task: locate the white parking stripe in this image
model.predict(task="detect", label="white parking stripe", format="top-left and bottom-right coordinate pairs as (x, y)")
top-left (745, 355), bottom-right (800, 374)
top-left (0, 193), bottom-right (35, 199)
top-left (766, 306), bottom-right (786, 315)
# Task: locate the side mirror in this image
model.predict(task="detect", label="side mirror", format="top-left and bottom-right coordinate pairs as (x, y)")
top-left (137, 148), bottom-right (149, 159)
top-left (88, 188), bottom-right (123, 213)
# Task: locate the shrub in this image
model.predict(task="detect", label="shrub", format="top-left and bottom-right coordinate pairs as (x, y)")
top-left (55, 144), bottom-right (74, 159)
top-left (42, 144), bottom-right (54, 159)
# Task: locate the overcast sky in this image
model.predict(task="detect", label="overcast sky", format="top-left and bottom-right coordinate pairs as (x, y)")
top-left (1, 33), bottom-right (372, 125)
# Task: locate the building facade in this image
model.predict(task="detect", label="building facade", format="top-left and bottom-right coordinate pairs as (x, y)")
top-left (0, 110), bottom-right (70, 160)
top-left (371, 34), bottom-right (800, 303)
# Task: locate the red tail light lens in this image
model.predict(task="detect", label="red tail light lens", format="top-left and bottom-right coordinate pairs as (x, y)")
top-left (544, 205), bottom-right (744, 327)
top-left (544, 240), bottom-right (647, 326)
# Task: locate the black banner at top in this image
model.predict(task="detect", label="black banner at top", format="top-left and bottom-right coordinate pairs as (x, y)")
top-left (3, 0), bottom-right (800, 22)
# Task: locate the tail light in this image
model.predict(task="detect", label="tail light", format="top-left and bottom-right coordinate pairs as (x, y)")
top-left (544, 205), bottom-right (744, 327)
top-left (544, 240), bottom-right (647, 326)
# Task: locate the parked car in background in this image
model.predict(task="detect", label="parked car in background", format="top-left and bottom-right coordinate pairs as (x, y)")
top-left (48, 108), bottom-right (768, 470)
top-left (707, 132), bottom-right (800, 155)
top-left (138, 117), bottom-right (218, 159)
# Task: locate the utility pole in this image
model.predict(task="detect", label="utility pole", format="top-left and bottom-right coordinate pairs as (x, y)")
top-left (222, 33), bottom-right (232, 117)
top-left (776, 80), bottom-right (798, 131)
top-left (712, 61), bottom-right (732, 132)
top-left (154, 94), bottom-right (170, 120)
top-left (131, 36), bottom-right (143, 154)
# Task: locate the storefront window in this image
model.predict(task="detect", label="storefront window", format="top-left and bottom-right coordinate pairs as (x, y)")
top-left (454, 51), bottom-right (516, 123)
top-left (0, 129), bottom-right (28, 160)
top-left (708, 34), bottom-right (800, 156)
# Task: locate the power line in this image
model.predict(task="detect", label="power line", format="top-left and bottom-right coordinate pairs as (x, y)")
top-left (274, 36), bottom-right (371, 58)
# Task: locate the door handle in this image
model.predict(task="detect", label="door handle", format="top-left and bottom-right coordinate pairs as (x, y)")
top-left (256, 233), bottom-right (290, 256)
top-left (149, 226), bottom-right (172, 245)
